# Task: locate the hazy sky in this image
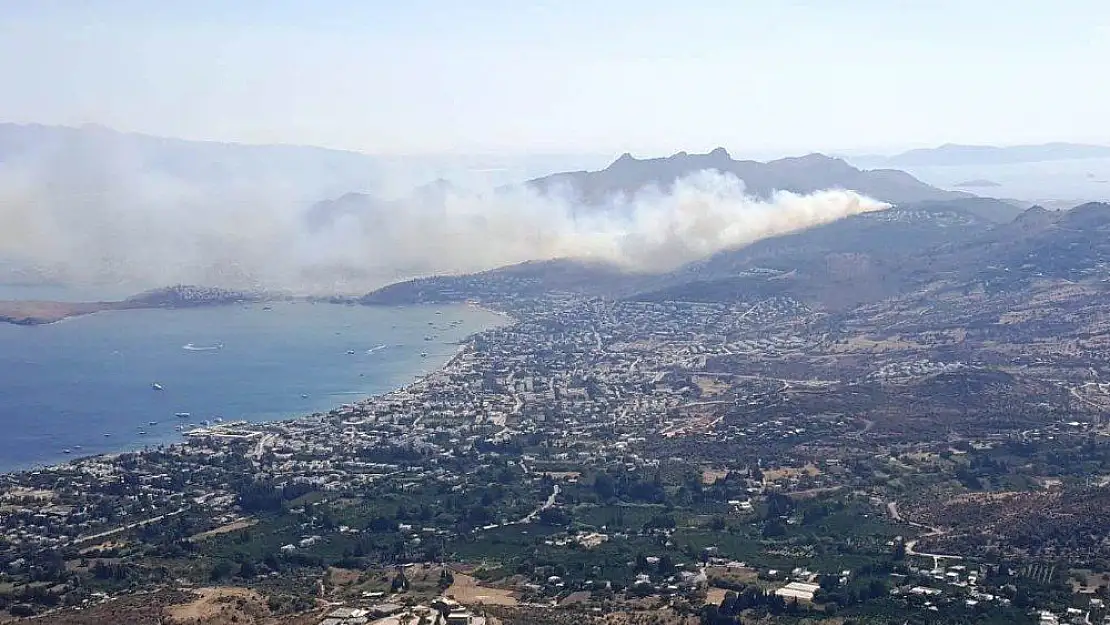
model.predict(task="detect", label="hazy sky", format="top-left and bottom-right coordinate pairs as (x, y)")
top-left (1, 0), bottom-right (1108, 155)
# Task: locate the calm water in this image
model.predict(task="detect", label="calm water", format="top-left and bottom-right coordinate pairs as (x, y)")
top-left (0, 301), bottom-right (504, 472)
top-left (901, 158), bottom-right (1110, 204)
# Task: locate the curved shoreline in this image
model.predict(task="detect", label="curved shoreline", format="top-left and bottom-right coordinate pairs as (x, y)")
top-left (370, 303), bottom-right (514, 399)
top-left (1, 302), bottom-right (513, 476)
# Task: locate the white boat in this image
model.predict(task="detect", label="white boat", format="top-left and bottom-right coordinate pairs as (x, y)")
top-left (420, 352), bottom-right (428, 358)
top-left (151, 382), bottom-right (164, 391)
top-left (175, 412), bottom-right (191, 418)
top-left (182, 342), bottom-right (223, 351)
top-left (62, 449), bottom-right (71, 454)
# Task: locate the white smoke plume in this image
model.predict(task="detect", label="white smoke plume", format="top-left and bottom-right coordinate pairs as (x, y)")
top-left (0, 159), bottom-right (889, 295)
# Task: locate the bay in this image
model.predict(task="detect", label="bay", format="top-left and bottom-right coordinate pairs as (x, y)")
top-left (0, 301), bottom-right (504, 473)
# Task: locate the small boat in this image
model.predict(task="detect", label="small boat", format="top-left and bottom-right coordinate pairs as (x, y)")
top-left (346, 349), bottom-right (356, 355)
top-left (62, 449), bottom-right (71, 454)
top-left (73, 445), bottom-right (82, 450)
top-left (175, 412), bottom-right (190, 418)
top-left (435, 311), bottom-right (442, 315)
top-left (148, 421), bottom-right (158, 426)
top-left (424, 336), bottom-right (433, 341)
top-left (420, 352), bottom-right (428, 358)
top-left (138, 430), bottom-right (147, 435)
top-left (151, 383), bottom-right (164, 391)
top-left (183, 342), bottom-right (223, 352)
top-left (102, 433), bottom-right (111, 437)
top-left (262, 305), bottom-right (273, 311)
top-left (301, 393), bottom-right (309, 398)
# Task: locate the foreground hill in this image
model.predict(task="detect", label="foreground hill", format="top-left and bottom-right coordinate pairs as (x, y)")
top-left (360, 259), bottom-right (647, 305)
top-left (361, 197), bottom-right (1037, 310)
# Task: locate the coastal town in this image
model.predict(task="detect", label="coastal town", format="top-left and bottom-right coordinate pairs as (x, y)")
top-left (2, 293), bottom-right (1110, 625)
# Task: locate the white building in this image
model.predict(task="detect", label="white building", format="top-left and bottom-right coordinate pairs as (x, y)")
top-left (774, 581), bottom-right (821, 601)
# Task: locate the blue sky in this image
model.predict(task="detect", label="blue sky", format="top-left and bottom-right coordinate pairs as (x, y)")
top-left (1, 0), bottom-right (1107, 155)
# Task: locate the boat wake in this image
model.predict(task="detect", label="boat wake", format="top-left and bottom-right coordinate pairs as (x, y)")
top-left (366, 344), bottom-right (387, 354)
top-left (183, 342), bottom-right (224, 351)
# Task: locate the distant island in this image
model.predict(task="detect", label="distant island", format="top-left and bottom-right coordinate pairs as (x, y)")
top-left (850, 142), bottom-right (1110, 168)
top-left (954, 178), bottom-right (1002, 188)
top-left (0, 285), bottom-right (269, 325)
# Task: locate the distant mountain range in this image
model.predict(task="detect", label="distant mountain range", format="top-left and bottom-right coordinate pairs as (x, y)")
top-left (0, 122), bottom-right (389, 203)
top-left (0, 122), bottom-right (609, 204)
top-left (954, 179), bottom-right (1002, 188)
top-left (5, 123), bottom-right (1058, 313)
top-left (1, 122), bottom-right (1014, 223)
top-left (526, 148), bottom-right (972, 206)
top-left (303, 147), bottom-right (996, 233)
top-left (302, 179), bottom-right (456, 232)
top-left (849, 142), bottom-right (1110, 168)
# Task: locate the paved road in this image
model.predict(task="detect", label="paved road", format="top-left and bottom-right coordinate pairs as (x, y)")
top-left (470, 483), bottom-right (562, 534)
top-left (520, 484), bottom-right (561, 524)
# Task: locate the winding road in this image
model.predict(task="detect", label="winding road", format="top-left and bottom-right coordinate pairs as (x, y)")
top-left (886, 501), bottom-right (962, 569)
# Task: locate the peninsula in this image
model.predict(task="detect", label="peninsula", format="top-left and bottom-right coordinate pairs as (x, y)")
top-left (0, 285), bottom-right (269, 325)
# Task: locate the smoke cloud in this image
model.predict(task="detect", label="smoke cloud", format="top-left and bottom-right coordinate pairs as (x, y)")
top-left (0, 159), bottom-right (888, 295)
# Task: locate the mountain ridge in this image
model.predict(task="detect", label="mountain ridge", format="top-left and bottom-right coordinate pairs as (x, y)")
top-left (527, 147), bottom-right (971, 205)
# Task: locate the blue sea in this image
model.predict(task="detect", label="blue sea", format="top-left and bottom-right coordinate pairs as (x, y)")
top-left (0, 299), bottom-right (504, 473)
